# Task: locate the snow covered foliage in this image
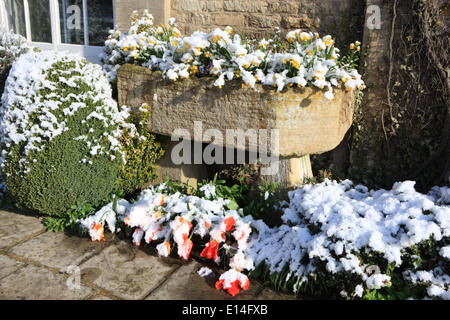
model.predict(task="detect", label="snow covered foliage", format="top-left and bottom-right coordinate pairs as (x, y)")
top-left (248, 179), bottom-right (450, 299)
top-left (0, 51), bottom-right (127, 216)
top-left (0, 27), bottom-right (33, 94)
top-left (77, 179), bottom-right (449, 299)
top-left (0, 28), bottom-right (34, 197)
top-left (77, 182), bottom-right (254, 297)
top-left (100, 10), bottom-right (365, 100)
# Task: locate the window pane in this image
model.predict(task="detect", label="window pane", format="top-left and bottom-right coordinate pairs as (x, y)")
top-left (5, 0), bottom-right (26, 37)
top-left (86, 0), bottom-right (114, 46)
top-left (28, 0), bottom-right (52, 43)
top-left (59, 0), bottom-right (84, 44)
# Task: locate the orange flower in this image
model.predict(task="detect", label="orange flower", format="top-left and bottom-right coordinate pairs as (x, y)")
top-left (156, 241), bottom-right (171, 257)
top-left (215, 269), bottom-right (250, 297)
top-left (89, 222), bottom-right (105, 241)
top-left (224, 216), bottom-right (235, 231)
top-left (200, 240), bottom-right (220, 264)
top-left (153, 210), bottom-right (162, 218)
top-left (178, 238), bottom-right (193, 260)
top-left (132, 228), bottom-right (144, 246)
top-left (153, 194), bottom-right (164, 206)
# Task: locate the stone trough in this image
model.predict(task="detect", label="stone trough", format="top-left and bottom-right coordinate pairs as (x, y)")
top-left (117, 64), bottom-right (355, 192)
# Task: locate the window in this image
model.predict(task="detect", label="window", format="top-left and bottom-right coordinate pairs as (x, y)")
top-left (4, 0), bottom-right (26, 37)
top-left (29, 0), bottom-right (52, 43)
top-left (59, 0), bottom-right (84, 45)
top-left (1, 0), bottom-right (114, 62)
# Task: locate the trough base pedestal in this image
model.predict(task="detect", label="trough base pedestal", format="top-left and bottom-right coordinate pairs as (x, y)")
top-left (146, 138), bottom-right (313, 197)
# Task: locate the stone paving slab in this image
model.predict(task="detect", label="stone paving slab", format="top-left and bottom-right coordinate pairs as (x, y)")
top-left (0, 264), bottom-right (94, 300)
top-left (0, 254), bottom-right (25, 279)
top-left (0, 210), bottom-right (44, 250)
top-left (78, 241), bottom-right (182, 300)
top-left (9, 230), bottom-right (110, 272)
top-left (0, 209), bottom-right (301, 300)
top-left (146, 259), bottom-right (263, 300)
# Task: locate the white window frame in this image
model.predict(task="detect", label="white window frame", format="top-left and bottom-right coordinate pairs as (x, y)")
top-left (0, 0), bottom-right (115, 64)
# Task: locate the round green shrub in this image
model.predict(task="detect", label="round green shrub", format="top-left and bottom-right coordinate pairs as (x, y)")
top-left (0, 51), bottom-right (126, 216)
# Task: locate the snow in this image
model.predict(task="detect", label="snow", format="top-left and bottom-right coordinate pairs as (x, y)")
top-left (0, 50), bottom-right (127, 178)
top-left (197, 267), bottom-right (214, 277)
top-left (101, 14), bottom-right (365, 100)
top-left (246, 179), bottom-right (449, 298)
top-left (73, 178), bottom-right (449, 299)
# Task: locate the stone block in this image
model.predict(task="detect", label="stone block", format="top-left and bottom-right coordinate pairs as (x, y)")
top-left (212, 13), bottom-right (245, 27)
top-left (0, 264), bottom-right (93, 300)
top-left (9, 231), bottom-right (109, 272)
top-left (117, 64), bottom-right (355, 158)
top-left (117, 64), bottom-right (355, 192)
top-left (78, 241), bottom-right (180, 299)
top-left (0, 210), bottom-right (44, 249)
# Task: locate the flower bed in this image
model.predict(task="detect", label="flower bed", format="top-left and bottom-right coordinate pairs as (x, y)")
top-left (101, 10), bottom-right (365, 100)
top-left (77, 179), bottom-right (449, 299)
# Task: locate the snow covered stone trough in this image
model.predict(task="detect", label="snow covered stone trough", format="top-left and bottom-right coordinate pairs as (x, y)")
top-left (117, 64), bottom-right (356, 191)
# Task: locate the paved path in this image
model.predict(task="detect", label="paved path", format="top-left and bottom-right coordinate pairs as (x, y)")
top-left (0, 209), bottom-right (299, 300)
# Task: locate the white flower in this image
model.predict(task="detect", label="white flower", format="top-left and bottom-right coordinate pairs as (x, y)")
top-left (168, 17), bottom-right (176, 26)
top-left (229, 250), bottom-right (254, 272)
top-left (354, 284), bottom-right (364, 297)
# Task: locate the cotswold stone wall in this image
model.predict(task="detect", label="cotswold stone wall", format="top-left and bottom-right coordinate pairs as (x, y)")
top-left (114, 0), bottom-right (170, 30)
top-left (170, 0), bottom-right (356, 41)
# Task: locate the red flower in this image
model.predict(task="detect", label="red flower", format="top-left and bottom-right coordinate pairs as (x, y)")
top-left (215, 279), bottom-right (241, 297)
top-left (200, 240), bottom-right (220, 264)
top-left (215, 269), bottom-right (250, 297)
top-left (224, 216), bottom-right (235, 231)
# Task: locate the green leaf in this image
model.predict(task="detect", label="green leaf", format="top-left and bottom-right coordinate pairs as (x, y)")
top-left (226, 199), bottom-right (240, 211)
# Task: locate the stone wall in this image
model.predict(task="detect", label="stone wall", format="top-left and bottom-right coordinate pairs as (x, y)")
top-left (114, 0), bottom-right (170, 30)
top-left (170, 0), bottom-right (356, 41)
top-left (113, 0), bottom-right (360, 45)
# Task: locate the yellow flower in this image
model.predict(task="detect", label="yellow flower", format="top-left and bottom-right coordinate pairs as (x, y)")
top-left (350, 43), bottom-right (355, 50)
top-left (324, 36), bottom-right (334, 47)
top-left (291, 59), bottom-right (300, 69)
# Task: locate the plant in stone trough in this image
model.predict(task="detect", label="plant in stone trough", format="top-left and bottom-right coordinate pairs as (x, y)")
top-left (101, 10), bottom-right (365, 100)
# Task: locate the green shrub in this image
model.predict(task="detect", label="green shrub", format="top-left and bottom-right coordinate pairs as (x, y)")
top-left (0, 27), bottom-right (33, 95)
top-left (116, 103), bottom-right (165, 197)
top-left (0, 51), bottom-right (126, 217)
